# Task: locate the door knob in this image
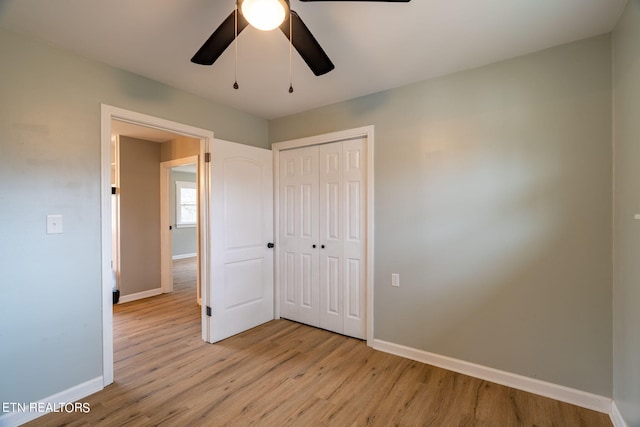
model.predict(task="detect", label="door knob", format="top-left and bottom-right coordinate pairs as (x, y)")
top-left (321, 244), bottom-right (325, 249)
top-left (267, 242), bottom-right (275, 248)
top-left (312, 244), bottom-right (317, 248)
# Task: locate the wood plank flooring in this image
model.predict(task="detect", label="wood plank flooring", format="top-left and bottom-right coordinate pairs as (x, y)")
top-left (26, 258), bottom-right (612, 426)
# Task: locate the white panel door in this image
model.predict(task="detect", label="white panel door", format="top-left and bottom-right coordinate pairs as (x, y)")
top-left (318, 142), bottom-right (344, 334)
top-left (279, 146), bottom-right (320, 327)
top-left (341, 138), bottom-right (367, 339)
top-left (278, 139), bottom-right (366, 339)
top-left (208, 139), bottom-right (273, 343)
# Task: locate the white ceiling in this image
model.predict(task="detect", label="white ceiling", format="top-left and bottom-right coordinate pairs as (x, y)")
top-left (0, 0), bottom-right (627, 120)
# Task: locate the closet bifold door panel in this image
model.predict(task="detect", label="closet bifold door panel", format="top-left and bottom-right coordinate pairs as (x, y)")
top-left (336, 138), bottom-right (366, 339)
top-left (279, 146), bottom-right (320, 328)
top-left (279, 138), bottom-right (366, 340)
top-left (318, 142), bottom-right (343, 335)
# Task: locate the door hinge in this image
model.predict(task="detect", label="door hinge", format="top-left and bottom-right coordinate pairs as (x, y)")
top-left (204, 152), bottom-right (211, 163)
top-left (206, 306), bottom-right (212, 317)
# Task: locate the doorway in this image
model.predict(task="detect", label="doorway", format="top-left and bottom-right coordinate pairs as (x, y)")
top-left (111, 125), bottom-right (201, 304)
top-left (161, 157), bottom-right (200, 304)
top-left (101, 104), bottom-right (213, 386)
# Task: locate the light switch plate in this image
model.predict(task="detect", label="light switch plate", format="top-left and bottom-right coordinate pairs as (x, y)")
top-left (635, 214), bottom-right (640, 220)
top-left (47, 215), bottom-right (63, 234)
top-left (392, 273), bottom-right (400, 287)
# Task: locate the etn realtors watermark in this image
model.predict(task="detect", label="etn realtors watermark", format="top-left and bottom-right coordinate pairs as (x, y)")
top-left (2, 402), bottom-right (91, 414)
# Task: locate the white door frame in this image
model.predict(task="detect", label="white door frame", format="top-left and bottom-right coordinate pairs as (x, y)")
top-left (272, 125), bottom-right (375, 346)
top-left (100, 104), bottom-right (213, 386)
top-left (160, 156), bottom-right (200, 301)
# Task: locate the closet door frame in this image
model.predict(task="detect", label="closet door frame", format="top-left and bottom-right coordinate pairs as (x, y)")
top-left (272, 126), bottom-right (375, 346)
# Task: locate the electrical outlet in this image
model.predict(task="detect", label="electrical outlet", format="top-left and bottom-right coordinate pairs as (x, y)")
top-left (47, 215), bottom-right (63, 234)
top-left (391, 273), bottom-right (400, 287)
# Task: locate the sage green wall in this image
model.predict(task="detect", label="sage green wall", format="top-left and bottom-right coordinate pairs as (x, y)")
top-left (270, 35), bottom-right (613, 395)
top-left (613, 1), bottom-right (640, 424)
top-left (119, 136), bottom-right (161, 296)
top-left (0, 27), bottom-right (267, 406)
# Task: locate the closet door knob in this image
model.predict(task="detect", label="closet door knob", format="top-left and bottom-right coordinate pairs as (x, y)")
top-left (321, 244), bottom-right (325, 249)
top-left (312, 244), bottom-right (317, 248)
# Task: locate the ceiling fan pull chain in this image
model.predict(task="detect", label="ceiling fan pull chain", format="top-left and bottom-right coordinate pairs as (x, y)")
top-left (288, 11), bottom-right (294, 94)
top-left (233, 0), bottom-right (239, 90)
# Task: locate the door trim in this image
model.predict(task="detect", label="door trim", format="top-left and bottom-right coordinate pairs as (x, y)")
top-left (100, 104), bottom-right (213, 386)
top-left (272, 125), bottom-right (375, 346)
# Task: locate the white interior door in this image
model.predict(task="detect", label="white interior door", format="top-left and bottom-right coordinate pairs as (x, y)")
top-left (279, 146), bottom-right (320, 327)
top-left (207, 139), bottom-right (274, 343)
top-left (278, 138), bottom-right (366, 339)
top-left (318, 142), bottom-right (344, 334)
top-left (338, 138), bottom-right (367, 339)
top-left (318, 139), bottom-right (367, 339)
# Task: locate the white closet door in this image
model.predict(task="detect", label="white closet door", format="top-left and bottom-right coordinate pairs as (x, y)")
top-left (319, 142), bottom-right (344, 334)
top-left (341, 138), bottom-right (367, 339)
top-left (278, 139), bottom-right (366, 339)
top-left (279, 146), bottom-right (320, 327)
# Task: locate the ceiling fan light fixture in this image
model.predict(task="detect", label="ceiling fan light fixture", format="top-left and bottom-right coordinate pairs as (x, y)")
top-left (240, 0), bottom-right (289, 31)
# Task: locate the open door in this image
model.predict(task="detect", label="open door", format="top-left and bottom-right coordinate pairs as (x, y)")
top-left (206, 139), bottom-right (274, 343)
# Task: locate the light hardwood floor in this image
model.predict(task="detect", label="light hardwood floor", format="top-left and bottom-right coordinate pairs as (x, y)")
top-left (26, 258), bottom-right (612, 426)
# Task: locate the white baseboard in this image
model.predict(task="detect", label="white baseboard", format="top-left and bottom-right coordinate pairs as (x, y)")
top-left (118, 287), bottom-right (163, 304)
top-left (172, 253), bottom-right (196, 260)
top-left (610, 401), bottom-right (628, 427)
top-left (0, 376), bottom-right (103, 427)
top-left (373, 339), bottom-right (612, 415)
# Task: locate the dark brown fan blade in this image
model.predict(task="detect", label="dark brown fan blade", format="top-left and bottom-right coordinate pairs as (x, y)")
top-left (191, 10), bottom-right (249, 66)
top-left (280, 11), bottom-right (334, 76)
top-left (300, 0), bottom-right (410, 2)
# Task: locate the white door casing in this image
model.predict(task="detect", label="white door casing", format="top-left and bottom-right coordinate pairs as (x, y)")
top-left (101, 104), bottom-right (213, 386)
top-left (208, 139), bottom-right (274, 343)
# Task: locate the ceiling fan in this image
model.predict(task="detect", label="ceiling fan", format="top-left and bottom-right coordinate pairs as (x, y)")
top-left (191, 0), bottom-right (411, 78)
